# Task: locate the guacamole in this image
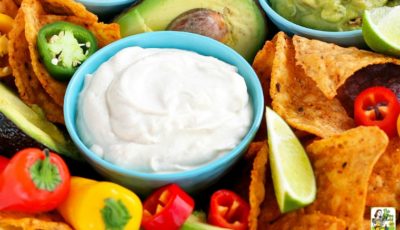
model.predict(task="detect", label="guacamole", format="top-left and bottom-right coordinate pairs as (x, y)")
top-left (270, 0), bottom-right (400, 31)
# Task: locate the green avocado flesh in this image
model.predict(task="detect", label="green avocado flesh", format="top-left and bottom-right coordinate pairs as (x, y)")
top-left (114, 0), bottom-right (267, 61)
top-left (270, 0), bottom-right (400, 31)
top-left (0, 83), bottom-right (81, 159)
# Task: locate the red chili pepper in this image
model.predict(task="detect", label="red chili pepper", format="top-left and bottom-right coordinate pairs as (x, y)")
top-left (141, 184), bottom-right (194, 230)
top-left (0, 156), bottom-right (9, 173)
top-left (208, 189), bottom-right (250, 230)
top-left (354, 86), bottom-right (400, 137)
top-left (0, 148), bottom-right (70, 213)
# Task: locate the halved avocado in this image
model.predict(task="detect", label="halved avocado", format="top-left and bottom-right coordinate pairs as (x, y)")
top-left (0, 83), bottom-right (81, 160)
top-left (114, 0), bottom-right (267, 61)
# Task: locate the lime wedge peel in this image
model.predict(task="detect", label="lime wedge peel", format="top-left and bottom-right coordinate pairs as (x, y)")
top-left (362, 6), bottom-right (400, 57)
top-left (266, 107), bottom-right (316, 213)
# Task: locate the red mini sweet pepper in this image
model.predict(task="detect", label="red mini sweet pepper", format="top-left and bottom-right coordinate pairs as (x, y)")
top-left (354, 86), bottom-right (400, 137)
top-left (142, 184), bottom-right (195, 230)
top-left (208, 189), bottom-right (250, 230)
top-left (0, 156), bottom-right (9, 173)
top-left (0, 148), bottom-right (70, 213)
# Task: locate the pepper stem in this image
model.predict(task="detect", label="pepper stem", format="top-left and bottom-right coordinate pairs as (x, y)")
top-left (29, 149), bottom-right (62, 191)
top-left (101, 198), bottom-right (131, 230)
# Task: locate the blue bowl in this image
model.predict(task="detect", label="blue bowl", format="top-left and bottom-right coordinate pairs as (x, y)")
top-left (64, 31), bottom-right (264, 195)
top-left (259, 0), bottom-right (365, 47)
top-left (76, 0), bottom-right (137, 17)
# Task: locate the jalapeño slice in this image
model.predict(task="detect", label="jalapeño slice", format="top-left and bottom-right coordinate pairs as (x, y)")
top-left (37, 21), bottom-right (97, 81)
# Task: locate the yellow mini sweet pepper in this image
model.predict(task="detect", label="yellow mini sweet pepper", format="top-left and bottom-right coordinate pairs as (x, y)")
top-left (0, 13), bottom-right (13, 77)
top-left (58, 177), bottom-right (143, 230)
top-left (0, 13), bottom-right (13, 34)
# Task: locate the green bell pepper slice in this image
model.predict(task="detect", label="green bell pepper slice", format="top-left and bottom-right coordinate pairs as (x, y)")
top-left (37, 21), bottom-right (98, 81)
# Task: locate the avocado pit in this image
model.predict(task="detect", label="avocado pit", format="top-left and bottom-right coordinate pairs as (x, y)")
top-left (167, 9), bottom-right (230, 43)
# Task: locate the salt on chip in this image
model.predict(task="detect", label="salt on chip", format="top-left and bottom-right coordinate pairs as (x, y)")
top-left (367, 137), bottom-right (400, 209)
top-left (305, 126), bottom-right (388, 230)
top-left (248, 142), bottom-right (268, 230)
top-left (293, 35), bottom-right (400, 99)
top-left (21, 0), bottom-right (120, 107)
top-left (268, 212), bottom-right (346, 230)
top-left (0, 211), bottom-right (72, 230)
top-left (8, 10), bottom-right (64, 123)
top-left (268, 32), bottom-right (354, 137)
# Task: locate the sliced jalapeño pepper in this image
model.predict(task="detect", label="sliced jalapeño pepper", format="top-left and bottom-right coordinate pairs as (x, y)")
top-left (37, 21), bottom-right (97, 81)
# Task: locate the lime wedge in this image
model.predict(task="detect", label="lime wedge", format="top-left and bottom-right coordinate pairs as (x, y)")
top-left (362, 6), bottom-right (400, 57)
top-left (265, 107), bottom-right (316, 213)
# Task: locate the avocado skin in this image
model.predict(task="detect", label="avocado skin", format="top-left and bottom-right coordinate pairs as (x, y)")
top-left (0, 112), bottom-right (46, 157)
top-left (0, 111), bottom-right (102, 178)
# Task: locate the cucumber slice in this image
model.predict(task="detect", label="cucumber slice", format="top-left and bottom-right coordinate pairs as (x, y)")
top-left (181, 211), bottom-right (230, 230)
top-left (0, 83), bottom-right (81, 159)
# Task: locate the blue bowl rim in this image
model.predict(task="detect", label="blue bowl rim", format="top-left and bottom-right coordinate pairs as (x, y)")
top-left (76, 0), bottom-right (135, 6)
top-left (64, 31), bottom-right (264, 181)
top-left (259, 0), bottom-right (362, 37)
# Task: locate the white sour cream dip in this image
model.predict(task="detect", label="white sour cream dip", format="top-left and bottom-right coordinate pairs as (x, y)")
top-left (77, 47), bottom-right (252, 173)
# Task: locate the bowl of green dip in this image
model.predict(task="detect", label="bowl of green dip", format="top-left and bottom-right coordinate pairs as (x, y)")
top-left (259, 0), bottom-right (400, 47)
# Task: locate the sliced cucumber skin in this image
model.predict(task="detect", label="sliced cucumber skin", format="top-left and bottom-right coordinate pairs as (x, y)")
top-left (180, 213), bottom-right (230, 230)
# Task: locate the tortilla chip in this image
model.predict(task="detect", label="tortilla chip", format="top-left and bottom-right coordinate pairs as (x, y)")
top-left (293, 35), bottom-right (400, 99)
top-left (8, 10), bottom-right (34, 104)
top-left (249, 143), bottom-right (268, 230)
top-left (269, 32), bottom-right (354, 137)
top-left (367, 137), bottom-right (400, 209)
top-left (252, 39), bottom-right (275, 106)
top-left (10, 0), bottom-right (22, 6)
top-left (256, 165), bottom-right (281, 228)
top-left (40, 0), bottom-right (97, 22)
top-left (8, 10), bottom-right (64, 123)
top-left (22, 0), bottom-right (67, 106)
top-left (268, 212), bottom-right (346, 230)
top-left (0, 211), bottom-right (72, 230)
top-left (247, 142), bottom-right (281, 230)
top-left (252, 40), bottom-right (276, 141)
top-left (0, 0), bottom-right (18, 17)
top-left (245, 141), bottom-right (265, 160)
top-left (305, 126), bottom-right (388, 230)
top-left (363, 219), bottom-right (372, 230)
top-left (86, 22), bottom-right (121, 48)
